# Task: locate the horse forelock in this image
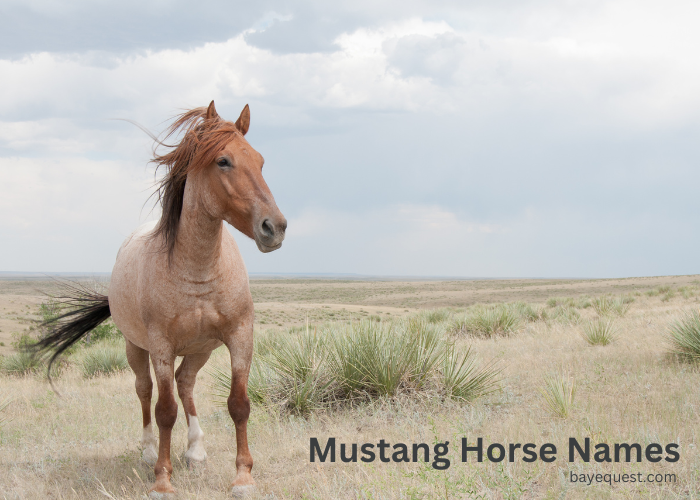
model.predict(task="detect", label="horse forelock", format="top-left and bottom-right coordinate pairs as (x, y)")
top-left (150, 107), bottom-right (241, 261)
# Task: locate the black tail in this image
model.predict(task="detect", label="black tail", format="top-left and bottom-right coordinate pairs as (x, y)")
top-left (28, 281), bottom-right (111, 382)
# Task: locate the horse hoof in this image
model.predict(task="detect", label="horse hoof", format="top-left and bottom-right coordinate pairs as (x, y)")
top-left (230, 484), bottom-right (255, 499)
top-left (148, 491), bottom-right (176, 500)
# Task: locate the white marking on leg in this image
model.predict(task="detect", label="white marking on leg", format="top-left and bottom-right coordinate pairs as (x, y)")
top-left (141, 423), bottom-right (158, 465)
top-left (184, 414), bottom-right (207, 463)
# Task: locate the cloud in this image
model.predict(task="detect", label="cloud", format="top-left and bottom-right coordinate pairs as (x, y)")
top-left (2, 1), bottom-right (700, 276)
top-left (384, 32), bottom-right (468, 84)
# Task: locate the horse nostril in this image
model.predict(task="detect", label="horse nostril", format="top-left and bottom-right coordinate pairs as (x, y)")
top-left (261, 219), bottom-right (274, 238)
top-left (280, 219), bottom-right (287, 233)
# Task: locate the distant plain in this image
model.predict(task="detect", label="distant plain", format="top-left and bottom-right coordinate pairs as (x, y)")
top-left (1, 275), bottom-right (699, 499)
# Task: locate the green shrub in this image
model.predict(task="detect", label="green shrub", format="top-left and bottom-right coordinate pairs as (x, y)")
top-left (209, 318), bottom-right (500, 415)
top-left (539, 373), bottom-right (575, 419)
top-left (592, 296), bottom-right (632, 316)
top-left (81, 346), bottom-right (128, 378)
top-left (661, 291), bottom-right (676, 302)
top-left (330, 321), bottom-right (418, 397)
top-left (666, 311), bottom-right (700, 360)
top-left (11, 332), bottom-right (35, 350)
top-left (1, 351), bottom-right (42, 376)
top-left (576, 296), bottom-right (592, 309)
top-left (546, 297), bottom-right (575, 308)
top-left (209, 358), bottom-right (274, 407)
top-left (87, 320), bottom-right (122, 343)
top-left (38, 299), bottom-right (64, 324)
top-left (581, 319), bottom-right (616, 346)
top-left (452, 306), bottom-right (521, 337)
top-left (420, 308), bottom-right (452, 324)
top-left (267, 332), bottom-right (333, 414)
top-left (442, 344), bottom-right (500, 401)
top-left (512, 302), bottom-right (547, 322)
top-left (550, 305), bottom-right (581, 325)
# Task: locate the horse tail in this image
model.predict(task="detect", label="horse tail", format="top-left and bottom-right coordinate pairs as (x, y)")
top-left (28, 282), bottom-right (112, 384)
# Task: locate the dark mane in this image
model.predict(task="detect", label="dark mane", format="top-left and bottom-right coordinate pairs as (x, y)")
top-left (151, 107), bottom-right (239, 260)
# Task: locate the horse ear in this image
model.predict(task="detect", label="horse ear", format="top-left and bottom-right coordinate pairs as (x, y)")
top-left (235, 104), bottom-right (250, 135)
top-left (206, 101), bottom-right (219, 120)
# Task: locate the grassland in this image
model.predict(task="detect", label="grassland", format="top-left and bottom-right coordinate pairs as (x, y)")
top-left (1, 275), bottom-right (700, 499)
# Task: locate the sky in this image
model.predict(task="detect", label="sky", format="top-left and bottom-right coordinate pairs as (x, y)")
top-left (1, 0), bottom-right (699, 277)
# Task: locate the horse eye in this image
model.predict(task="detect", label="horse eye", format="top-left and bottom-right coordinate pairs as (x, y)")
top-left (217, 158), bottom-right (230, 168)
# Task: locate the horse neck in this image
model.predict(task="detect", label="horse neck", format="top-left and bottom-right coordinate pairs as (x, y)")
top-left (170, 176), bottom-right (223, 278)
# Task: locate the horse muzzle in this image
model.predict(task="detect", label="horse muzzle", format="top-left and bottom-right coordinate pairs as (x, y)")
top-left (253, 216), bottom-right (287, 253)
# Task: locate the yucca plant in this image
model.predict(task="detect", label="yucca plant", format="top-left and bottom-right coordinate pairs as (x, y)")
top-left (593, 296), bottom-right (632, 316)
top-left (266, 333), bottom-right (334, 414)
top-left (442, 344), bottom-right (500, 401)
top-left (420, 309), bottom-right (452, 324)
top-left (512, 302), bottom-right (547, 322)
top-left (210, 318), bottom-right (501, 415)
top-left (661, 290), bottom-right (676, 303)
top-left (666, 311), bottom-right (700, 360)
top-left (581, 319), bottom-right (616, 346)
top-left (81, 346), bottom-right (128, 378)
top-left (1, 351), bottom-right (43, 376)
top-left (550, 305), bottom-right (581, 325)
top-left (403, 319), bottom-right (444, 389)
top-left (539, 373), bottom-right (576, 419)
top-left (454, 306), bottom-right (521, 337)
top-left (209, 360), bottom-right (274, 406)
top-left (347, 321), bottom-right (415, 397)
top-left (576, 296), bottom-right (592, 309)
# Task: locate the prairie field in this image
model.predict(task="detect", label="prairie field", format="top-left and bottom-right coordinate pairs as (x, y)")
top-left (1, 275), bottom-right (700, 499)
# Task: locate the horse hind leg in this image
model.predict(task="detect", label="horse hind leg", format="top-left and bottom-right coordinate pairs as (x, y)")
top-left (125, 339), bottom-right (158, 466)
top-left (175, 352), bottom-right (212, 468)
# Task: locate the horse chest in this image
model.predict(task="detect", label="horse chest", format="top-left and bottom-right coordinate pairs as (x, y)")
top-left (170, 298), bottom-right (232, 336)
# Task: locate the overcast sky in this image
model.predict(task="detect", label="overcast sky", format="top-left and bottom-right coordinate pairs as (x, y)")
top-left (1, 0), bottom-right (698, 277)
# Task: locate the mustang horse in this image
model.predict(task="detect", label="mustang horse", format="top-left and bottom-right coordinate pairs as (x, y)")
top-left (31, 101), bottom-right (286, 498)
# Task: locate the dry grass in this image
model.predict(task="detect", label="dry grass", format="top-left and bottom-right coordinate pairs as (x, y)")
top-left (0, 278), bottom-right (699, 498)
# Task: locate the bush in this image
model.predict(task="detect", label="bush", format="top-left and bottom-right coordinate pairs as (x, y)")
top-left (592, 296), bottom-right (632, 317)
top-left (81, 346), bottom-right (128, 378)
top-left (452, 305), bottom-right (521, 337)
top-left (576, 296), bottom-right (592, 309)
top-left (581, 319), bottom-right (616, 346)
top-left (546, 297), bottom-right (575, 308)
top-left (666, 311), bottom-right (700, 360)
top-left (661, 290), bottom-right (676, 303)
top-left (550, 305), bottom-right (581, 325)
top-left (420, 309), bottom-right (452, 324)
top-left (1, 351), bottom-right (43, 376)
top-left (268, 332), bottom-right (333, 414)
top-left (209, 318), bottom-right (500, 415)
top-left (539, 373), bottom-right (575, 419)
top-left (442, 344), bottom-right (500, 401)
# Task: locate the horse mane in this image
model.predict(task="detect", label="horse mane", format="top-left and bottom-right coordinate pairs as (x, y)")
top-left (151, 107), bottom-right (240, 260)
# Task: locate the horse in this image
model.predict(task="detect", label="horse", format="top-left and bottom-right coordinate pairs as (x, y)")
top-left (30, 101), bottom-right (286, 499)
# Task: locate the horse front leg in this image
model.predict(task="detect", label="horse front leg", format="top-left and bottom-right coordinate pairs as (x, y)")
top-left (150, 353), bottom-right (178, 499)
top-left (175, 352), bottom-right (212, 468)
top-left (226, 333), bottom-right (255, 498)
